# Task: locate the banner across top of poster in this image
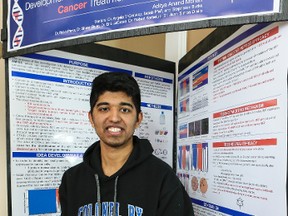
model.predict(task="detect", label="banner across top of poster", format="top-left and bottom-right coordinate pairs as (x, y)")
top-left (8, 0), bottom-right (280, 51)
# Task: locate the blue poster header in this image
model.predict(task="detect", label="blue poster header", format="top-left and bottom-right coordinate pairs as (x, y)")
top-left (8, 0), bottom-right (278, 51)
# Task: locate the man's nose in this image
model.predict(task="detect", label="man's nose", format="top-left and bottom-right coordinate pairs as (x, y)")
top-left (109, 109), bottom-right (121, 122)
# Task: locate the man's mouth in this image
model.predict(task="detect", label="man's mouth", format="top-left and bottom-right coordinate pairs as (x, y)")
top-left (107, 127), bottom-right (122, 133)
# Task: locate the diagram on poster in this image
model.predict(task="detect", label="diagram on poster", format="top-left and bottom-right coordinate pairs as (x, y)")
top-left (177, 22), bottom-right (287, 216)
top-left (8, 49), bottom-right (174, 215)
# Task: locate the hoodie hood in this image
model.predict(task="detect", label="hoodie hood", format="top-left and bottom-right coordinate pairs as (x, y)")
top-left (83, 136), bottom-right (154, 179)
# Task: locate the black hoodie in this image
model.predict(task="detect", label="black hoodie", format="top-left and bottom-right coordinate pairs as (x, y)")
top-left (59, 136), bottom-right (194, 216)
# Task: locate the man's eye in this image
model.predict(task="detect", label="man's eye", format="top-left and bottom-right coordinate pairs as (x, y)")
top-left (99, 107), bottom-right (109, 112)
top-left (121, 108), bottom-right (131, 113)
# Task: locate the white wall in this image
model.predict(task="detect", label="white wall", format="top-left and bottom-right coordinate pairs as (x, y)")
top-left (98, 33), bottom-right (166, 59)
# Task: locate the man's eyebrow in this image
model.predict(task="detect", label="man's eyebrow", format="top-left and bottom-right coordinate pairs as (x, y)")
top-left (96, 102), bottom-right (134, 108)
top-left (96, 102), bottom-right (109, 107)
top-left (120, 102), bottom-right (134, 108)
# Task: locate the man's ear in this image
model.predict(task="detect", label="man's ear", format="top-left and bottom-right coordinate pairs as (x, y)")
top-left (136, 112), bottom-right (143, 128)
top-left (88, 112), bottom-right (95, 128)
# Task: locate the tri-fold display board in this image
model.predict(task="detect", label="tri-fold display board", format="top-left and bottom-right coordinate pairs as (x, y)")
top-left (7, 22), bottom-right (287, 215)
top-left (3, 0), bottom-right (288, 215)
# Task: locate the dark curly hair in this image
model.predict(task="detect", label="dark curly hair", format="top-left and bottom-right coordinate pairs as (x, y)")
top-left (90, 72), bottom-right (141, 115)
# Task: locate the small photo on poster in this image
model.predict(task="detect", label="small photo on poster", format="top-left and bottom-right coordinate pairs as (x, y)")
top-left (182, 145), bottom-right (191, 171)
top-left (193, 66), bottom-right (208, 91)
top-left (188, 122), bottom-right (195, 137)
top-left (191, 143), bottom-right (208, 172)
top-left (179, 98), bottom-right (190, 113)
top-left (179, 77), bottom-right (190, 97)
top-left (194, 120), bottom-right (201, 135)
top-left (188, 118), bottom-right (209, 137)
top-left (179, 123), bottom-right (188, 139)
top-left (201, 118), bottom-right (209, 134)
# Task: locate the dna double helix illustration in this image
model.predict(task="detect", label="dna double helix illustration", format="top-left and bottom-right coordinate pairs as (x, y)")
top-left (11, 0), bottom-right (24, 48)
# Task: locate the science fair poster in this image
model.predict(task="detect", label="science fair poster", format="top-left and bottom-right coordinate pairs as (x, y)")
top-left (8, 48), bottom-right (174, 215)
top-left (8, 0), bottom-right (280, 51)
top-left (177, 22), bottom-right (287, 215)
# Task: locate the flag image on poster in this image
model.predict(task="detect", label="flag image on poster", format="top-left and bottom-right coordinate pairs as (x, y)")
top-left (179, 98), bottom-right (190, 113)
top-left (193, 66), bottom-right (208, 90)
top-left (179, 124), bottom-right (188, 139)
top-left (180, 77), bottom-right (190, 97)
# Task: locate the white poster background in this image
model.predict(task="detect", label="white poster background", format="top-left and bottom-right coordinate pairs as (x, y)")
top-left (177, 22), bottom-right (287, 216)
top-left (9, 50), bottom-right (174, 216)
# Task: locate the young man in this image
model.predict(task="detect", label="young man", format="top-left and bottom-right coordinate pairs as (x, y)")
top-left (59, 72), bottom-right (194, 216)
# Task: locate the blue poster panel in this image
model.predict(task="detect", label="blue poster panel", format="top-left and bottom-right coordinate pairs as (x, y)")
top-left (8, 0), bottom-right (279, 51)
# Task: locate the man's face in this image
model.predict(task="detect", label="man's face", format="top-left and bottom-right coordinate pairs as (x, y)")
top-left (88, 91), bottom-right (143, 149)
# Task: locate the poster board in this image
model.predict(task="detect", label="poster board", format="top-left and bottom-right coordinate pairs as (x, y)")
top-left (2, 0), bottom-right (288, 57)
top-left (177, 22), bottom-right (287, 215)
top-left (7, 43), bottom-right (175, 215)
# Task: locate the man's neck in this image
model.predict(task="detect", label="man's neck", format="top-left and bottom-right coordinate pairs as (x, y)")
top-left (100, 143), bottom-right (133, 177)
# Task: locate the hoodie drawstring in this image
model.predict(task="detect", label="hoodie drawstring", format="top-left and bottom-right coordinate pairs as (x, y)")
top-left (95, 174), bottom-right (101, 216)
top-left (113, 176), bottom-right (119, 216)
top-left (95, 174), bottom-right (119, 216)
